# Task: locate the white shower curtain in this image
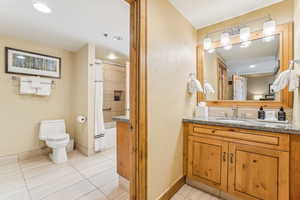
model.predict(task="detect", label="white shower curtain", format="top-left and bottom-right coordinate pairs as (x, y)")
top-left (94, 60), bottom-right (106, 152)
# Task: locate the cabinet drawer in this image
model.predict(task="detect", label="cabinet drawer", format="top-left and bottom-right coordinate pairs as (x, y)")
top-left (190, 124), bottom-right (290, 151)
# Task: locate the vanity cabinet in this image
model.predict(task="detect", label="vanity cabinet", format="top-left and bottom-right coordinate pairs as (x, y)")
top-left (228, 143), bottom-right (289, 200)
top-left (184, 123), bottom-right (291, 200)
top-left (188, 136), bottom-right (228, 191)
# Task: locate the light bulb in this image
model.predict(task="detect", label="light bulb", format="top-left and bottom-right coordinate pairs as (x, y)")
top-left (263, 20), bottom-right (276, 36)
top-left (240, 27), bottom-right (250, 42)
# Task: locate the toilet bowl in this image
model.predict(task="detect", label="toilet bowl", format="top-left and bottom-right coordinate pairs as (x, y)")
top-left (39, 120), bottom-right (70, 163)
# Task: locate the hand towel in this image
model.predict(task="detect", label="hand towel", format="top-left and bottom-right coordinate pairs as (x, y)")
top-left (31, 77), bottom-right (42, 88)
top-left (288, 70), bottom-right (299, 91)
top-left (36, 79), bottom-right (52, 96)
top-left (20, 77), bottom-right (36, 94)
top-left (203, 81), bottom-right (215, 95)
top-left (188, 75), bottom-right (203, 94)
top-left (271, 70), bottom-right (290, 92)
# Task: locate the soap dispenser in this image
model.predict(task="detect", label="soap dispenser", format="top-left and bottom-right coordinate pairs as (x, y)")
top-left (258, 106), bottom-right (265, 120)
top-left (278, 107), bottom-right (286, 121)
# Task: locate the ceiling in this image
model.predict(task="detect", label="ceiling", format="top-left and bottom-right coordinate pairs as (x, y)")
top-left (0, 0), bottom-right (130, 63)
top-left (169, 0), bottom-right (283, 29)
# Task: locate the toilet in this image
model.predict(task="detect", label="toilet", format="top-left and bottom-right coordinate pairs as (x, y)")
top-left (39, 120), bottom-right (70, 163)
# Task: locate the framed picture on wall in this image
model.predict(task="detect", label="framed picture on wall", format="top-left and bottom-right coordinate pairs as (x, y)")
top-left (5, 47), bottom-right (61, 78)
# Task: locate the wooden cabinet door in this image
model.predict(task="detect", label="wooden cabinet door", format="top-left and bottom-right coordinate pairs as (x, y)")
top-left (188, 136), bottom-right (228, 191)
top-left (228, 143), bottom-right (289, 200)
top-left (117, 121), bottom-right (131, 180)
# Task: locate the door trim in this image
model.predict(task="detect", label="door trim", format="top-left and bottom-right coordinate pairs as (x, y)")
top-left (125, 0), bottom-right (148, 200)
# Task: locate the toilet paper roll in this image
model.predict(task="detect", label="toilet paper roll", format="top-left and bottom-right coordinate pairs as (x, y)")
top-left (77, 115), bottom-right (87, 124)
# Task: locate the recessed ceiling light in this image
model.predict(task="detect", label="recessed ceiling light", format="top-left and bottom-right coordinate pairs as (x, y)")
top-left (107, 53), bottom-right (117, 60)
top-left (249, 65), bottom-right (256, 68)
top-left (33, 1), bottom-right (52, 14)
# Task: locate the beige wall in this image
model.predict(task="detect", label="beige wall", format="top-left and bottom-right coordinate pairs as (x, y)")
top-left (197, 0), bottom-right (294, 42)
top-left (72, 44), bottom-right (96, 156)
top-left (147, 0), bottom-right (197, 199)
top-left (72, 45), bottom-right (90, 155)
top-left (0, 35), bottom-right (74, 156)
top-left (294, 0), bottom-right (300, 125)
top-left (102, 64), bottom-right (126, 122)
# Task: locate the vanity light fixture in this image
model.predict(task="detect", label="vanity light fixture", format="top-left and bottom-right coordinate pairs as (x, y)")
top-left (33, 1), bottom-right (52, 14)
top-left (240, 27), bottom-right (250, 42)
top-left (203, 38), bottom-right (212, 50)
top-left (240, 27), bottom-right (252, 48)
top-left (107, 53), bottom-right (117, 60)
top-left (221, 32), bottom-right (231, 46)
top-left (249, 65), bottom-right (256, 68)
top-left (263, 20), bottom-right (276, 36)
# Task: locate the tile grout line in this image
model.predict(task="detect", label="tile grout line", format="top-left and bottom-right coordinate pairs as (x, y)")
top-left (11, 151), bottom-right (117, 200)
top-left (35, 160), bottom-right (90, 200)
top-left (23, 156), bottom-right (84, 200)
top-left (68, 161), bottom-right (110, 200)
top-left (18, 159), bottom-right (33, 200)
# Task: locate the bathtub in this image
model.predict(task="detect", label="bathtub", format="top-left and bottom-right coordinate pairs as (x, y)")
top-left (103, 122), bottom-right (117, 149)
top-left (94, 122), bottom-right (116, 152)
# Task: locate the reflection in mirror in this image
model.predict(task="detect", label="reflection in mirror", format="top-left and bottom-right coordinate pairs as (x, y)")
top-left (203, 34), bottom-right (280, 101)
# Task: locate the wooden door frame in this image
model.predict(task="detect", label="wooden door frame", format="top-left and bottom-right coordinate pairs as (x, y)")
top-left (124, 0), bottom-right (147, 200)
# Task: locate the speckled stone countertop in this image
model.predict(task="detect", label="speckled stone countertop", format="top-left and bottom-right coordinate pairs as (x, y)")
top-left (183, 117), bottom-right (300, 135)
top-left (112, 115), bottom-right (130, 123)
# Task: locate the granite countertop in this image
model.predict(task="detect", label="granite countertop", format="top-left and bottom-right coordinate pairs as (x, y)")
top-left (112, 115), bottom-right (130, 123)
top-left (183, 117), bottom-right (300, 135)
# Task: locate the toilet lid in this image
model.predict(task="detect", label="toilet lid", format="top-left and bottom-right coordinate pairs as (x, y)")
top-left (46, 133), bottom-right (69, 141)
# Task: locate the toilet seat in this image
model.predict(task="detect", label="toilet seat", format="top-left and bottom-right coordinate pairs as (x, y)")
top-left (46, 133), bottom-right (69, 141)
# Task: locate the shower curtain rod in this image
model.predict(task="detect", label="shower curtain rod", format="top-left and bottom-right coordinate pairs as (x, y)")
top-left (95, 59), bottom-right (126, 68)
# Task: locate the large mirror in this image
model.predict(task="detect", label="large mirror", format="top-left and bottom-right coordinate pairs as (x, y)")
top-left (198, 23), bottom-right (293, 108)
top-left (203, 35), bottom-right (280, 101)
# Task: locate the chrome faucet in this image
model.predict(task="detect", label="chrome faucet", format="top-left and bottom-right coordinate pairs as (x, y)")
top-left (232, 106), bottom-right (239, 120)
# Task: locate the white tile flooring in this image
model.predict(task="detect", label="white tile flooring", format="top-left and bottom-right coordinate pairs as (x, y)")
top-left (0, 149), bottom-right (129, 200)
top-left (172, 185), bottom-right (221, 200)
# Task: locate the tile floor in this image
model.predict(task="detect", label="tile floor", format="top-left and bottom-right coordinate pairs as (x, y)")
top-left (0, 148), bottom-right (129, 200)
top-left (171, 184), bottom-right (221, 200)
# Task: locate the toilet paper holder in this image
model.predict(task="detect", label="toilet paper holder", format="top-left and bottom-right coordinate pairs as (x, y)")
top-left (77, 115), bottom-right (87, 124)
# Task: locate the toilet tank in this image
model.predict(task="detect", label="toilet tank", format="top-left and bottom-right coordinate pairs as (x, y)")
top-left (39, 120), bottom-right (66, 140)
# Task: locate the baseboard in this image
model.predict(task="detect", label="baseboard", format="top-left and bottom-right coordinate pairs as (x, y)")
top-left (158, 176), bottom-right (186, 200)
top-left (0, 147), bottom-right (50, 161)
